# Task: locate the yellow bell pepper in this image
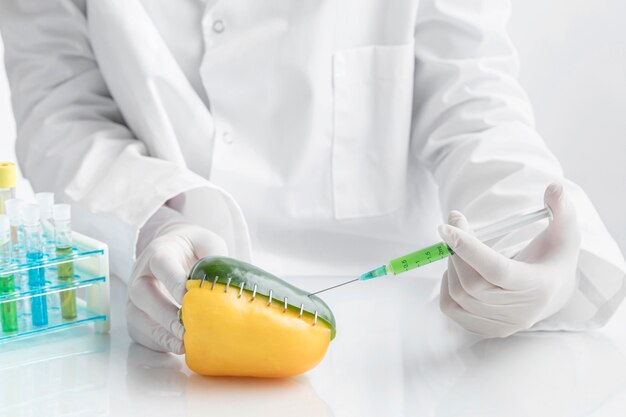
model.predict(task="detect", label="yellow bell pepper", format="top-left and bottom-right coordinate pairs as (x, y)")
top-left (181, 257), bottom-right (336, 378)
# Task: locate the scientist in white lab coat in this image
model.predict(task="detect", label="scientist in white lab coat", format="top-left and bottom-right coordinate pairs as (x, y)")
top-left (1, 0), bottom-right (625, 354)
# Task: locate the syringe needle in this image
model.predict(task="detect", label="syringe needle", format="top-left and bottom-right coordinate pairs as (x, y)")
top-left (308, 278), bottom-right (360, 296)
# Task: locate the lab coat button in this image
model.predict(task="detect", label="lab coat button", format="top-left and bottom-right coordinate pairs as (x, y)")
top-left (222, 132), bottom-right (233, 144)
top-left (213, 20), bottom-right (225, 33)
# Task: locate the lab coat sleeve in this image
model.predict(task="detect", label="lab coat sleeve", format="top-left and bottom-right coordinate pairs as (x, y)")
top-left (0, 0), bottom-right (251, 281)
top-left (411, 0), bottom-right (626, 329)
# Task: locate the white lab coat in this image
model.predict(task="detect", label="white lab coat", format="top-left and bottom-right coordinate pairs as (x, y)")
top-left (0, 0), bottom-right (624, 330)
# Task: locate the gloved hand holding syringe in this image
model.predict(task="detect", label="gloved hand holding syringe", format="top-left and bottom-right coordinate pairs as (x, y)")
top-left (309, 206), bottom-right (552, 296)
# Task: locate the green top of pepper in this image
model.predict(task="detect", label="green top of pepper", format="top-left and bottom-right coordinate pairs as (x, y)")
top-left (187, 257), bottom-right (337, 340)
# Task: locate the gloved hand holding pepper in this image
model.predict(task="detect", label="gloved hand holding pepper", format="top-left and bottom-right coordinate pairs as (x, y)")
top-left (126, 206), bottom-right (228, 354)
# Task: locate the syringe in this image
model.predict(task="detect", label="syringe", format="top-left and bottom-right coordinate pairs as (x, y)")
top-left (309, 206), bottom-right (552, 296)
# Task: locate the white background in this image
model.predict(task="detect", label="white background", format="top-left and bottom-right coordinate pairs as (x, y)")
top-left (0, 0), bottom-right (625, 253)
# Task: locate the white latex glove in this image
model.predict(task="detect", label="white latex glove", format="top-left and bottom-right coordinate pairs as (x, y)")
top-left (438, 183), bottom-right (581, 337)
top-left (127, 206), bottom-right (228, 353)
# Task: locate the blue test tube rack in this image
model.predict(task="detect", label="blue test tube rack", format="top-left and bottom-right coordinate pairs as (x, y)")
top-left (0, 232), bottom-right (110, 343)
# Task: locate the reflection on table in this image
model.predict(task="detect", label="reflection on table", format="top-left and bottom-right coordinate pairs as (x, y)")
top-left (1, 275), bottom-right (626, 417)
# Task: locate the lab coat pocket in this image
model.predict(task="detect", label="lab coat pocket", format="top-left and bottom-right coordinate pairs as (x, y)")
top-left (332, 44), bottom-right (415, 219)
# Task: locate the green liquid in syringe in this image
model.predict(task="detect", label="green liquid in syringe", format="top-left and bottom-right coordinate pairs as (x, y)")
top-left (318, 206), bottom-right (554, 295)
top-left (361, 241), bottom-right (454, 280)
top-left (389, 241), bottom-right (454, 274)
top-left (57, 246), bottom-right (76, 320)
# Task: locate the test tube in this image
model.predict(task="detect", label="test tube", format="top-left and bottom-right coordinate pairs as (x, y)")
top-left (54, 204), bottom-right (76, 320)
top-left (4, 199), bottom-right (24, 261)
top-left (0, 215), bottom-right (18, 332)
top-left (0, 163), bottom-right (16, 215)
top-left (23, 204), bottom-right (48, 326)
top-left (35, 192), bottom-right (55, 257)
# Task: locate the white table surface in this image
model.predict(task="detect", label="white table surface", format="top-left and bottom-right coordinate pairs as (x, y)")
top-left (2, 270), bottom-right (626, 417)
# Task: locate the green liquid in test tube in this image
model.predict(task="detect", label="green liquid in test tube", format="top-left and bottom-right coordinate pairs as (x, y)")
top-left (54, 204), bottom-right (76, 320)
top-left (57, 246), bottom-right (75, 319)
top-left (0, 274), bottom-right (17, 332)
top-left (0, 215), bottom-right (18, 332)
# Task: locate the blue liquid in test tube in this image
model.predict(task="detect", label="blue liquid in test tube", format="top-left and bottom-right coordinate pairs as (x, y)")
top-left (23, 204), bottom-right (47, 326)
top-left (27, 252), bottom-right (47, 325)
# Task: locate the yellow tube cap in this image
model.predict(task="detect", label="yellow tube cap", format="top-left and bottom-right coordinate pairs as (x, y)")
top-left (0, 162), bottom-right (17, 188)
